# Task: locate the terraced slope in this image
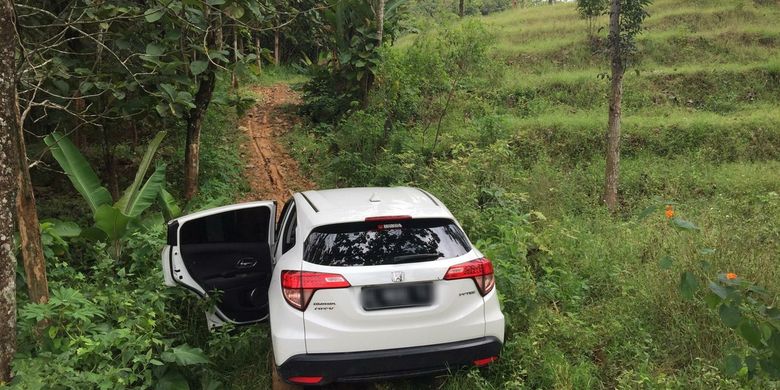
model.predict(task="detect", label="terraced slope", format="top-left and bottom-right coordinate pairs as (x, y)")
top-left (487, 0), bottom-right (780, 169)
top-left (459, 1), bottom-right (780, 386)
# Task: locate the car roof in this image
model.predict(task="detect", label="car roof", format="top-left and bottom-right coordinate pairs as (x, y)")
top-left (293, 187), bottom-right (454, 230)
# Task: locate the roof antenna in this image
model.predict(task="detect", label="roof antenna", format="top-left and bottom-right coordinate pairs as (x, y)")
top-left (369, 192), bottom-right (381, 203)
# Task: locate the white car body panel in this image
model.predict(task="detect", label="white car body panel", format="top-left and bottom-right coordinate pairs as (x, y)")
top-left (302, 258), bottom-right (488, 353)
top-left (269, 258), bottom-right (306, 365)
top-left (483, 289), bottom-right (505, 342)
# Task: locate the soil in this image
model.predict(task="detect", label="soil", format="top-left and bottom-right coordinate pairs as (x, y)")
top-left (238, 84), bottom-right (315, 209)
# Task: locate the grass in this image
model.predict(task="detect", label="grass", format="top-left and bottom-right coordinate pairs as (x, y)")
top-left (492, 0), bottom-right (780, 71)
top-left (284, 0), bottom-right (780, 387)
top-left (246, 65), bottom-right (309, 86)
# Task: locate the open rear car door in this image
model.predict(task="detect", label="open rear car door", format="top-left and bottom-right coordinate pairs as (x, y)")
top-left (162, 201), bottom-right (276, 329)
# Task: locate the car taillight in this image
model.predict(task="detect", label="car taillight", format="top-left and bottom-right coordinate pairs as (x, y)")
top-left (443, 257), bottom-right (495, 296)
top-left (281, 270), bottom-right (351, 311)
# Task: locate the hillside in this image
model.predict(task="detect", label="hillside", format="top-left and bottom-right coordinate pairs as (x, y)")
top-left (488, 0), bottom-right (780, 172)
top-left (287, 0), bottom-right (780, 387)
top-left (6, 0), bottom-right (778, 388)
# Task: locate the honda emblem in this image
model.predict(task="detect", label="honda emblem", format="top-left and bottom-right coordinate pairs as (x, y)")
top-left (391, 271), bottom-right (405, 283)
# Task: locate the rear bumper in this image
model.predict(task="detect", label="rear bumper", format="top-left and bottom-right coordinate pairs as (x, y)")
top-left (277, 336), bottom-right (502, 385)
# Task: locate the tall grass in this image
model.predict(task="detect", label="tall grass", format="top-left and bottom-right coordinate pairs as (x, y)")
top-left (287, 0), bottom-right (780, 387)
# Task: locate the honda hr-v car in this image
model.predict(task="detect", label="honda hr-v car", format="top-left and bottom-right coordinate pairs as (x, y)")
top-left (162, 187), bottom-right (505, 385)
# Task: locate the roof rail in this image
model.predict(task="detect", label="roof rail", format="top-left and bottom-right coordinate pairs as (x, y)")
top-left (300, 192), bottom-right (319, 212)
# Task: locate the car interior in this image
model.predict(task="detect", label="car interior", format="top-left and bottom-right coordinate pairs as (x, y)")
top-left (179, 206), bottom-right (273, 323)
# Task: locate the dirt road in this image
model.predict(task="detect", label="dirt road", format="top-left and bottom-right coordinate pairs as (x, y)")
top-left (238, 84), bottom-right (315, 208)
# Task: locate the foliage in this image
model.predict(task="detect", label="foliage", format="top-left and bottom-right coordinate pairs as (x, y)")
top-left (288, 0), bottom-right (780, 387)
top-left (300, 0), bottom-right (407, 122)
top-left (12, 235), bottom-right (211, 390)
top-left (608, 0), bottom-right (652, 65)
top-left (11, 0), bottom-right (780, 388)
top-left (706, 275), bottom-right (780, 380)
top-left (402, 0), bottom-right (517, 29)
top-left (13, 89), bottom-right (259, 389)
top-left (38, 220), bottom-right (82, 260)
top-left (43, 131), bottom-right (178, 258)
top-left (645, 202), bottom-right (780, 382)
top-left (576, 0), bottom-right (608, 37)
top-left (297, 19), bottom-right (500, 175)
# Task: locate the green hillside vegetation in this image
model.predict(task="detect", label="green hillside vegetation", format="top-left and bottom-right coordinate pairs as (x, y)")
top-left (288, 0), bottom-right (780, 387)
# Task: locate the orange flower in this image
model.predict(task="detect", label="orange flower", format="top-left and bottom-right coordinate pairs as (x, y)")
top-left (726, 273), bottom-right (737, 280)
top-left (665, 205), bottom-right (675, 219)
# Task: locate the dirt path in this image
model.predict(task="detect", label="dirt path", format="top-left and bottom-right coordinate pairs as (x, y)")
top-left (238, 84), bottom-right (315, 208)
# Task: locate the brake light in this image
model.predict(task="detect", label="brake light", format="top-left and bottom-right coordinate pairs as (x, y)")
top-left (288, 376), bottom-right (323, 384)
top-left (281, 270), bottom-right (350, 311)
top-left (443, 257), bottom-right (495, 296)
top-left (474, 356), bottom-right (498, 367)
top-left (364, 215), bottom-right (412, 222)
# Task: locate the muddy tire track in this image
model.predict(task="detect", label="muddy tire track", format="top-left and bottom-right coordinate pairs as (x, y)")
top-left (238, 84), bottom-right (315, 208)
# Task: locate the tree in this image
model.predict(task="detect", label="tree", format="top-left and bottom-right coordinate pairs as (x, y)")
top-left (15, 104), bottom-right (49, 307)
top-left (8, 2), bottom-right (50, 306)
top-left (602, 0), bottom-right (650, 211)
top-left (376, 0), bottom-right (386, 43)
top-left (459, 0), bottom-right (465, 17)
top-left (302, 0), bottom-right (406, 122)
top-left (183, 9), bottom-right (220, 202)
top-left (577, 0), bottom-right (608, 38)
top-left (0, 0), bottom-right (18, 381)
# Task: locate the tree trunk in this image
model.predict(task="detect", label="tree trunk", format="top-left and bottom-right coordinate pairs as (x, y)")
top-left (215, 14), bottom-right (223, 51)
top-left (459, 0), bottom-right (465, 17)
top-left (603, 0), bottom-right (623, 211)
top-left (255, 34), bottom-right (263, 70)
top-left (0, 0), bottom-right (19, 381)
top-left (184, 13), bottom-right (220, 202)
top-left (15, 118), bottom-right (48, 306)
top-left (231, 25), bottom-right (239, 90)
top-left (184, 69), bottom-right (216, 201)
top-left (376, 0), bottom-right (385, 44)
top-left (274, 28), bottom-right (280, 66)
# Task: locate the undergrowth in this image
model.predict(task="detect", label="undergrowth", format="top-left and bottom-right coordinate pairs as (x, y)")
top-left (286, 0), bottom-right (780, 387)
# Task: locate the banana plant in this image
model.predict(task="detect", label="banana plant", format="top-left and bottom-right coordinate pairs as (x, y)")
top-left (44, 131), bottom-right (180, 258)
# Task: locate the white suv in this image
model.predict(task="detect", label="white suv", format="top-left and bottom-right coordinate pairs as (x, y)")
top-left (162, 187), bottom-right (505, 385)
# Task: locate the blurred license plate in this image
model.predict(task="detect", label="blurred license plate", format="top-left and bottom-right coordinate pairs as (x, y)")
top-left (361, 283), bottom-right (433, 311)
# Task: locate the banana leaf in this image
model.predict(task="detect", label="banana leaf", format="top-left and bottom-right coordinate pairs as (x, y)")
top-left (115, 131), bottom-right (167, 216)
top-left (94, 205), bottom-right (131, 241)
top-left (158, 188), bottom-right (182, 221)
top-left (118, 163), bottom-right (167, 218)
top-left (44, 132), bottom-right (112, 213)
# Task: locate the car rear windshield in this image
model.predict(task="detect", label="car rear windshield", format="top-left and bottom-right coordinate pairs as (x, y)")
top-left (303, 218), bottom-right (472, 266)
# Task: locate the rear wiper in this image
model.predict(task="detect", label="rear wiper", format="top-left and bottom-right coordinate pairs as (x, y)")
top-left (391, 253), bottom-right (442, 264)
